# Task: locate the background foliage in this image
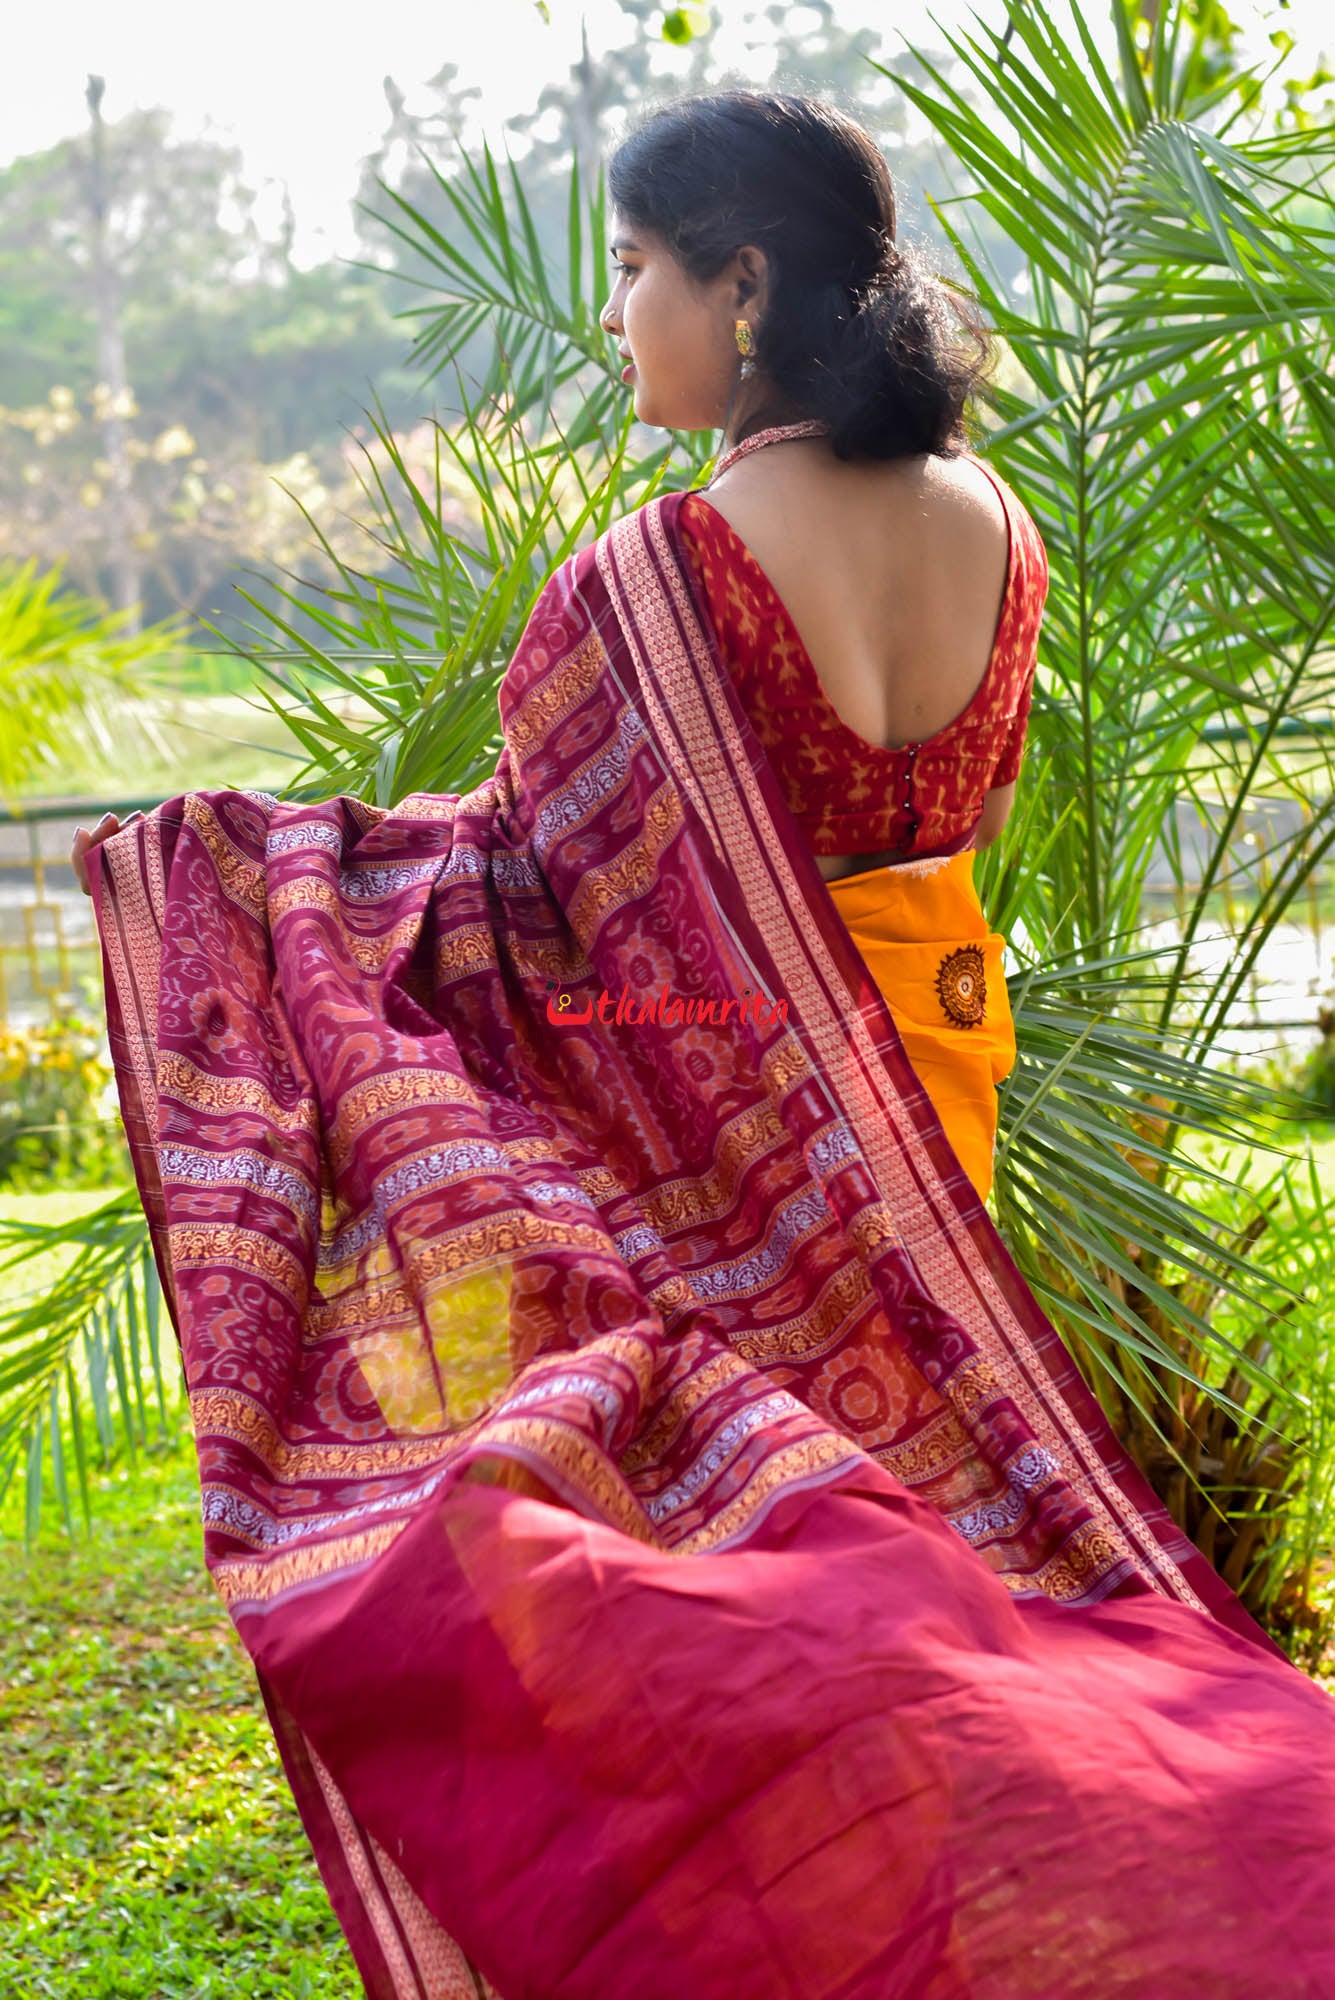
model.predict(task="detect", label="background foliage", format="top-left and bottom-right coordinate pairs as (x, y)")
top-left (0, 0), bottom-right (973, 669)
top-left (0, 1012), bottom-right (127, 1191)
top-left (905, 0), bottom-right (1335, 1644)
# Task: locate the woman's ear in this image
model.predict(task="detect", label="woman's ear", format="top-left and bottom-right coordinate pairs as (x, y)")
top-left (732, 244), bottom-right (771, 316)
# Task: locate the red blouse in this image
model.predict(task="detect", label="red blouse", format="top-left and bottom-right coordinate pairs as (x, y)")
top-left (677, 459), bottom-right (1049, 859)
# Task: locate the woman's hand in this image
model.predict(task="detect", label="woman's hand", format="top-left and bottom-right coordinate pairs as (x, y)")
top-left (70, 810), bottom-right (143, 896)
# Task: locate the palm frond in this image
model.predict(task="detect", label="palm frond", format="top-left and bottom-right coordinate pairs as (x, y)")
top-left (904, 0), bottom-right (1335, 1613)
top-left (0, 1192), bottom-right (182, 1542)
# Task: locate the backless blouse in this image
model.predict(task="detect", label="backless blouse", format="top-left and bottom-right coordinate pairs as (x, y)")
top-left (677, 456), bottom-right (1049, 859)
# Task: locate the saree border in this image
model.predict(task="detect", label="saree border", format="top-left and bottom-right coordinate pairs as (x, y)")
top-left (88, 819), bottom-right (180, 1326)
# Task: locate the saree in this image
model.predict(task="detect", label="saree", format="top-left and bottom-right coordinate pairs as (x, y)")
top-left (90, 489), bottom-right (1335, 1999)
top-left (824, 848), bottom-right (1015, 1203)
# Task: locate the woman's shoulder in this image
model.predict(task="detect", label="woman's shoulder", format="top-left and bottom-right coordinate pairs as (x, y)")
top-left (590, 487), bottom-right (710, 547)
top-left (562, 490), bottom-right (721, 614)
top-left (953, 453), bottom-right (1049, 591)
top-left (673, 487), bottom-right (723, 545)
top-left (590, 488), bottom-right (723, 578)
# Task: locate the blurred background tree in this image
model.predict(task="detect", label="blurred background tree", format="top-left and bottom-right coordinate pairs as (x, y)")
top-left (0, 0), bottom-right (1023, 677)
top-left (0, 106), bottom-right (426, 647)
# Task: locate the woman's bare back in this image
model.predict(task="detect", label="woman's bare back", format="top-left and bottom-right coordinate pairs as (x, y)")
top-left (704, 440), bottom-right (1014, 879)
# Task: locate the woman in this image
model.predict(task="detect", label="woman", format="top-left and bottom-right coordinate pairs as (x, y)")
top-left (601, 93), bottom-right (1043, 1202)
top-left (74, 92), bottom-right (1335, 2000)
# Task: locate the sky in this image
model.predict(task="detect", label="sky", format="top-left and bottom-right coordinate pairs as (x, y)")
top-left (3, 0), bottom-right (1332, 270)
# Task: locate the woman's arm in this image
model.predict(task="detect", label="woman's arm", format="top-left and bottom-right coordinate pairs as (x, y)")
top-left (972, 781), bottom-right (1016, 850)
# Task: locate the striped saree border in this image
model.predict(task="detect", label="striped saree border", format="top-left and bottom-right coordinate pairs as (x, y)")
top-left (88, 813), bottom-right (180, 1325)
top-left (258, 1667), bottom-right (501, 1999)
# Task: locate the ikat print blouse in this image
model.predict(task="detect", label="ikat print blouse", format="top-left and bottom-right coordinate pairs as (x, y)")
top-left (678, 458), bottom-right (1049, 859)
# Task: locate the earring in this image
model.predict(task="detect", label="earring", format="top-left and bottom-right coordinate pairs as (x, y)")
top-left (734, 318), bottom-right (757, 380)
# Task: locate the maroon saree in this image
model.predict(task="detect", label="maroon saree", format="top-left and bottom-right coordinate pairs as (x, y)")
top-left (91, 491), bottom-right (1335, 1999)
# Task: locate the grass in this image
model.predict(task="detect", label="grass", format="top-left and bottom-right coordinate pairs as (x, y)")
top-left (0, 1445), bottom-right (362, 1998)
top-left (18, 693), bottom-right (303, 804)
top-left (0, 1193), bottom-right (358, 1993)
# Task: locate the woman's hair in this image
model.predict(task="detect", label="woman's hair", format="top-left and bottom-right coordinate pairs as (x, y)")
top-left (607, 91), bottom-right (990, 461)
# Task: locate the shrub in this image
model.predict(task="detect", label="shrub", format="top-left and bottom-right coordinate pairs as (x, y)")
top-left (0, 1011), bottom-right (129, 1189)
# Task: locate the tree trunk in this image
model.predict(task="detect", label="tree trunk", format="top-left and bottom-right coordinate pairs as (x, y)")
top-left (570, 17), bottom-right (601, 201)
top-left (84, 74), bottom-right (141, 637)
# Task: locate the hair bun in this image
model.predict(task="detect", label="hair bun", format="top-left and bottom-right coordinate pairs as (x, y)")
top-left (825, 246), bottom-right (987, 459)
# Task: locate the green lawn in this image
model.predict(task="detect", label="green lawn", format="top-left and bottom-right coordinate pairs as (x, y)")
top-left (0, 1448), bottom-right (362, 1997)
top-left (19, 693), bottom-right (303, 804)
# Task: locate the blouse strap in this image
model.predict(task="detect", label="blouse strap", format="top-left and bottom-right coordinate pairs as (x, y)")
top-left (709, 420), bottom-right (831, 484)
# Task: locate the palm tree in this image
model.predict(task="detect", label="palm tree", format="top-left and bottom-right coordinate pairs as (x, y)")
top-left (889, 0), bottom-right (1335, 1641)
top-left (5, 0), bottom-right (1334, 1660)
top-left (0, 555), bottom-right (188, 796)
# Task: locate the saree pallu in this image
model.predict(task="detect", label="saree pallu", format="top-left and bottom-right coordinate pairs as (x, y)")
top-left (90, 489), bottom-right (1335, 2000)
top-left (825, 849), bottom-right (1014, 1203)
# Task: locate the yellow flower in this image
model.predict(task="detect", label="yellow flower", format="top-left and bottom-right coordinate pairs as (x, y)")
top-left (93, 383), bottom-right (139, 421)
top-left (152, 423), bottom-right (196, 462)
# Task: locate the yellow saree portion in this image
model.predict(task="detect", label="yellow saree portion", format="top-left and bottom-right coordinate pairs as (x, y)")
top-left (825, 847), bottom-right (1014, 1201)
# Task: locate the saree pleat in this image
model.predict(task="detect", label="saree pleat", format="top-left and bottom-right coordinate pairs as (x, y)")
top-left (89, 490), bottom-right (1335, 1999)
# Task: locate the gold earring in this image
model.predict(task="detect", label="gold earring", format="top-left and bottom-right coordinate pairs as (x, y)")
top-left (734, 318), bottom-right (757, 379)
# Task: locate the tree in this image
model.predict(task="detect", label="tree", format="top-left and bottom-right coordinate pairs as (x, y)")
top-left (0, 111), bottom-right (429, 636)
top-left (0, 378), bottom-right (376, 636)
top-left (0, 109), bottom-right (281, 410)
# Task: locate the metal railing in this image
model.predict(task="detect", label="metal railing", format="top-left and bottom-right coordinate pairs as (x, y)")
top-left (1, 794), bottom-right (1331, 1039)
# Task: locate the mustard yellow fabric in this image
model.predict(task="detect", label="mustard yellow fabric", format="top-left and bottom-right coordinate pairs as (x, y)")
top-left (825, 849), bottom-right (1015, 1202)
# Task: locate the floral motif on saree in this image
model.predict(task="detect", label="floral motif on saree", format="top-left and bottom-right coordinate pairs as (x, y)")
top-left (935, 944), bottom-right (988, 1028)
